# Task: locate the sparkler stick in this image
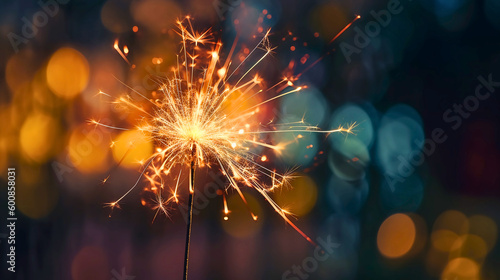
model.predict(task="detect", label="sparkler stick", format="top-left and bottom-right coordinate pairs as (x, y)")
top-left (100, 15), bottom-right (360, 280)
top-left (183, 144), bottom-right (197, 280)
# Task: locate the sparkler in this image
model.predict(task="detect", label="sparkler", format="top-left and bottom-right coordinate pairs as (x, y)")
top-left (93, 15), bottom-right (358, 280)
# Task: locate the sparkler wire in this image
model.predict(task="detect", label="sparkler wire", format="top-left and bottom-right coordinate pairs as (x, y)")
top-left (183, 144), bottom-right (197, 280)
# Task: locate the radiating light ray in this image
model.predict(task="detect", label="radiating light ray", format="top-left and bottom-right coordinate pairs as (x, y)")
top-left (329, 15), bottom-right (361, 44)
top-left (224, 28), bottom-right (271, 83)
top-left (89, 119), bottom-right (129, 131)
top-left (105, 157), bottom-right (155, 214)
top-left (246, 86), bottom-right (303, 111)
top-left (152, 190), bottom-right (171, 223)
top-left (171, 170), bottom-right (182, 203)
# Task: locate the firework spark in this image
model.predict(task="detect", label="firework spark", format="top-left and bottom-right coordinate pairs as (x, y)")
top-left (93, 16), bottom-right (357, 279)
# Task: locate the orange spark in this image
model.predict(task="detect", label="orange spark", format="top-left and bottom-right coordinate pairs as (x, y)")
top-left (113, 39), bottom-right (131, 65)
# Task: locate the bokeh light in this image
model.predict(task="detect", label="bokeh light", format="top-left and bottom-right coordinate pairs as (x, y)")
top-left (377, 213), bottom-right (416, 259)
top-left (19, 112), bottom-right (60, 163)
top-left (101, 0), bottom-right (133, 33)
top-left (16, 164), bottom-right (59, 219)
top-left (71, 246), bottom-right (110, 280)
top-left (274, 88), bottom-right (329, 166)
top-left (46, 47), bottom-right (90, 99)
top-left (83, 51), bottom-right (124, 111)
top-left (433, 210), bottom-right (469, 235)
top-left (273, 174), bottom-right (318, 216)
top-left (327, 175), bottom-right (368, 214)
top-left (467, 215), bottom-right (497, 251)
top-left (441, 257), bottom-right (480, 280)
top-left (432, 229), bottom-right (460, 252)
top-left (449, 234), bottom-right (488, 262)
top-left (228, 4), bottom-right (262, 40)
top-left (68, 125), bottom-right (110, 173)
top-left (328, 137), bottom-right (370, 181)
top-left (273, 129), bottom-right (319, 166)
top-left (280, 87), bottom-right (329, 126)
top-left (376, 104), bottom-right (424, 177)
top-left (428, 210), bottom-right (498, 278)
top-left (329, 103), bottom-right (374, 148)
top-left (308, 3), bottom-right (348, 41)
top-left (221, 192), bottom-right (263, 239)
top-left (130, 0), bottom-right (181, 33)
top-left (111, 129), bottom-right (153, 168)
top-left (5, 50), bottom-right (37, 93)
top-left (32, 68), bottom-right (61, 111)
top-left (322, 213), bottom-right (361, 252)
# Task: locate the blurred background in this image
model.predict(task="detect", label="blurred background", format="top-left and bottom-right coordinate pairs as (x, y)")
top-left (1, 0), bottom-right (500, 279)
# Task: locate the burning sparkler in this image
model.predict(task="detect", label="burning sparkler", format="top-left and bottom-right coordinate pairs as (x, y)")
top-left (93, 15), bottom-right (358, 280)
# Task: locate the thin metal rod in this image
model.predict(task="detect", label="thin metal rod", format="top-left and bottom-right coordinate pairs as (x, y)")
top-left (183, 145), bottom-right (196, 280)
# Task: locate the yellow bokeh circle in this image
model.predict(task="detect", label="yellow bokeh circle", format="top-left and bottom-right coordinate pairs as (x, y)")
top-left (449, 234), bottom-right (488, 262)
top-left (17, 165), bottom-right (59, 219)
top-left (112, 129), bottom-right (153, 168)
top-left (17, 182), bottom-right (59, 219)
top-left (377, 213), bottom-right (416, 258)
top-left (221, 192), bottom-right (263, 239)
top-left (433, 210), bottom-right (469, 234)
top-left (432, 229), bottom-right (460, 252)
top-left (68, 125), bottom-right (109, 173)
top-left (46, 47), bottom-right (89, 99)
top-left (467, 215), bottom-right (497, 251)
top-left (441, 257), bottom-right (480, 280)
top-left (273, 174), bottom-right (318, 217)
top-left (20, 112), bottom-right (59, 163)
